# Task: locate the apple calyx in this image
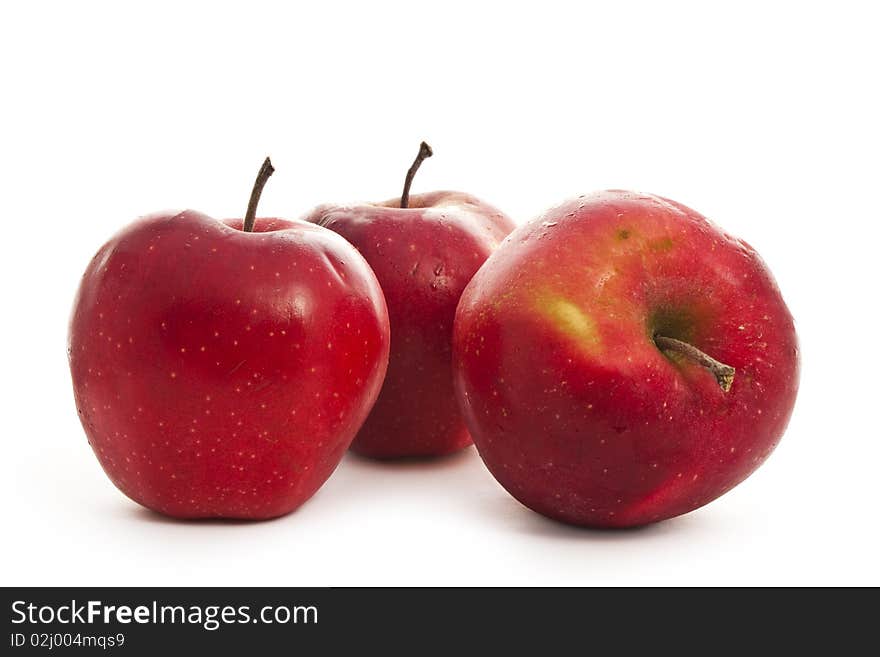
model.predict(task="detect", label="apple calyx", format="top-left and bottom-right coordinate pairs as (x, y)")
top-left (242, 157), bottom-right (275, 232)
top-left (654, 335), bottom-right (735, 392)
top-left (400, 141), bottom-right (433, 209)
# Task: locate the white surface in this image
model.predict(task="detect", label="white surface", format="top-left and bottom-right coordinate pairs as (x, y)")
top-left (1, 1), bottom-right (878, 586)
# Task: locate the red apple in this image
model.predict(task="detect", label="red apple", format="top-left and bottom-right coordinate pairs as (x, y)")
top-left (453, 190), bottom-right (799, 527)
top-left (303, 143), bottom-right (515, 458)
top-left (69, 159), bottom-right (390, 519)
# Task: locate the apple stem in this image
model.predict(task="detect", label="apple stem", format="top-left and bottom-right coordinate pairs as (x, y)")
top-left (243, 157), bottom-right (275, 233)
top-left (400, 141), bottom-right (433, 209)
top-left (654, 335), bottom-right (735, 392)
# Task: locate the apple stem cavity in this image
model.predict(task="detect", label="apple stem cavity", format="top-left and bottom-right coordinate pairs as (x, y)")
top-left (400, 141), bottom-right (433, 209)
top-left (243, 157), bottom-right (275, 233)
top-left (654, 335), bottom-right (735, 392)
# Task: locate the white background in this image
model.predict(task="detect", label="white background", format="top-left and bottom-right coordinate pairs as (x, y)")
top-left (1, 1), bottom-right (877, 586)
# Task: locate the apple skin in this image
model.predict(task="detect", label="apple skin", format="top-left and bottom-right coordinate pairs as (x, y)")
top-left (69, 211), bottom-right (390, 519)
top-left (453, 191), bottom-right (799, 528)
top-left (303, 191), bottom-right (515, 458)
